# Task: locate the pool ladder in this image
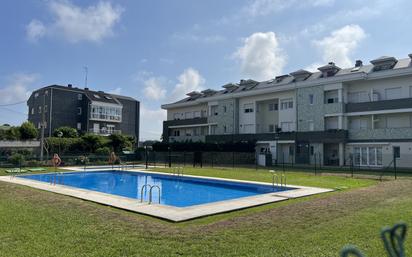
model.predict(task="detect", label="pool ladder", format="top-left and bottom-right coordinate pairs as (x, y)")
top-left (140, 184), bottom-right (161, 204)
top-left (172, 166), bottom-right (184, 176)
top-left (269, 170), bottom-right (286, 189)
top-left (49, 172), bottom-right (64, 186)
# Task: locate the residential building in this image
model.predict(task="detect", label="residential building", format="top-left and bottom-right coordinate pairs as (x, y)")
top-left (162, 53), bottom-right (412, 168)
top-left (27, 84), bottom-right (139, 140)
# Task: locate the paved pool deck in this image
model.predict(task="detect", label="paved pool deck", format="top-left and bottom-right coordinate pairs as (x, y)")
top-left (0, 168), bottom-right (333, 222)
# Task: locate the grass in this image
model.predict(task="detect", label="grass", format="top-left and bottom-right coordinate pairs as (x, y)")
top-left (0, 166), bottom-right (411, 256)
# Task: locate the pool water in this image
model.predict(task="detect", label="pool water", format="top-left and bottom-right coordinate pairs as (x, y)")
top-left (21, 171), bottom-right (292, 207)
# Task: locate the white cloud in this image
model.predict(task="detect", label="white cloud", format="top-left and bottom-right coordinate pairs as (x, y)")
top-left (26, 20), bottom-right (46, 42)
top-left (170, 68), bottom-right (205, 102)
top-left (143, 77), bottom-right (167, 100)
top-left (312, 24), bottom-right (366, 67)
top-left (139, 104), bottom-right (166, 141)
top-left (234, 32), bottom-right (286, 81)
top-left (26, 0), bottom-right (123, 43)
top-left (0, 74), bottom-right (38, 105)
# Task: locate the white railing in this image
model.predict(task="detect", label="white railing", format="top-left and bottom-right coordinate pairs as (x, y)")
top-left (89, 129), bottom-right (121, 135)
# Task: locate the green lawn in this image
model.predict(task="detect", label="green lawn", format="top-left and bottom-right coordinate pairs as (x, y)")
top-left (0, 166), bottom-right (411, 256)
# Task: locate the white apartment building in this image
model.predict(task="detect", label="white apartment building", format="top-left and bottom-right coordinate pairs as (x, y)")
top-left (162, 54), bottom-right (412, 168)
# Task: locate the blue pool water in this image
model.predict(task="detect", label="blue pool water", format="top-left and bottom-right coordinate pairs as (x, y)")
top-left (21, 171), bottom-right (291, 207)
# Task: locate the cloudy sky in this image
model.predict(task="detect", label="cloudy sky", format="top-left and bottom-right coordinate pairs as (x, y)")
top-left (1, 0), bottom-right (412, 140)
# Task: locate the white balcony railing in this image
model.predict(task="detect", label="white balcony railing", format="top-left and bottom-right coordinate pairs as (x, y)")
top-left (89, 128), bottom-right (121, 136)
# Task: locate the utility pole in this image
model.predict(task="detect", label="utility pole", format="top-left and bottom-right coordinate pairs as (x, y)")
top-left (39, 92), bottom-right (46, 161)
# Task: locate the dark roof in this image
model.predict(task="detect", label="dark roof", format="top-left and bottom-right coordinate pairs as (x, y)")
top-left (163, 55), bottom-right (412, 107)
top-left (34, 84), bottom-right (137, 104)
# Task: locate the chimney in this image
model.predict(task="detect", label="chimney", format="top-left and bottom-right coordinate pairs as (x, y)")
top-left (355, 60), bottom-right (363, 67)
top-left (84, 87), bottom-right (89, 91)
top-left (68, 84), bottom-right (72, 88)
top-left (328, 62), bottom-right (335, 65)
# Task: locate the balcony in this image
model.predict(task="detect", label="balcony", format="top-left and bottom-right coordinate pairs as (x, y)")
top-left (346, 98), bottom-right (412, 113)
top-left (324, 102), bottom-right (345, 115)
top-left (89, 128), bottom-right (121, 136)
top-left (169, 135), bottom-right (206, 142)
top-left (349, 128), bottom-right (412, 141)
top-left (206, 130), bottom-right (347, 143)
top-left (164, 117), bottom-right (208, 128)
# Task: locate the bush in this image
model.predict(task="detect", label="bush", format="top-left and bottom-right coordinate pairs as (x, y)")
top-left (95, 147), bottom-right (111, 156)
top-left (9, 153), bottom-right (25, 166)
top-left (107, 134), bottom-right (131, 153)
top-left (53, 126), bottom-right (78, 138)
top-left (81, 134), bottom-right (104, 153)
top-left (45, 137), bottom-right (83, 154)
top-left (19, 122), bottom-right (38, 140)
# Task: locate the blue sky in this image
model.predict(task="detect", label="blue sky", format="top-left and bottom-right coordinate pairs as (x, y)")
top-left (1, 0), bottom-right (412, 140)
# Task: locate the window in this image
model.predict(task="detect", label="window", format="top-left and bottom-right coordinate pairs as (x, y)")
top-left (193, 127), bottom-right (201, 136)
top-left (173, 113), bottom-right (180, 120)
top-left (77, 122), bottom-right (81, 130)
top-left (93, 94), bottom-right (101, 99)
top-left (280, 99), bottom-right (293, 110)
top-left (77, 94), bottom-right (82, 100)
top-left (393, 146), bottom-right (400, 158)
top-left (309, 94), bottom-right (314, 105)
top-left (350, 117), bottom-right (368, 130)
top-left (244, 103), bottom-right (254, 113)
top-left (185, 129), bottom-right (192, 136)
top-left (34, 92), bottom-right (39, 98)
top-left (268, 124), bottom-right (274, 132)
top-left (308, 121), bottom-right (314, 131)
top-left (210, 105), bottom-right (218, 116)
top-left (348, 91), bottom-right (368, 103)
top-left (31, 108), bottom-right (34, 115)
top-left (210, 125), bottom-right (218, 135)
top-left (193, 111), bottom-right (201, 118)
top-left (173, 130), bottom-right (180, 137)
top-left (38, 106), bottom-right (42, 114)
top-left (223, 106), bottom-right (227, 113)
top-left (77, 107), bottom-right (82, 115)
top-left (324, 90), bottom-right (339, 104)
top-left (281, 122), bottom-right (294, 132)
top-left (325, 117), bottom-right (338, 130)
top-left (242, 124), bottom-right (254, 133)
top-left (268, 103), bottom-right (278, 111)
top-left (354, 147), bottom-right (383, 166)
top-left (185, 112), bottom-right (193, 119)
top-left (37, 122), bottom-right (41, 129)
top-left (223, 125), bottom-right (227, 133)
top-left (385, 87), bottom-right (402, 100)
top-left (90, 104), bottom-right (122, 122)
top-left (310, 146), bottom-right (314, 155)
top-left (107, 125), bottom-right (115, 134)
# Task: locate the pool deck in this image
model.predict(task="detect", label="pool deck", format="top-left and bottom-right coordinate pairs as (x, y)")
top-left (0, 168), bottom-right (333, 222)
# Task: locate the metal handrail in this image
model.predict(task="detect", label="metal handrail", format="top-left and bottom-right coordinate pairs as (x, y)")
top-left (149, 185), bottom-right (161, 204)
top-left (173, 166), bottom-right (184, 176)
top-left (140, 184), bottom-right (151, 202)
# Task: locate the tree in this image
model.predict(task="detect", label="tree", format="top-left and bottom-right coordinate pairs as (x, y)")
top-left (53, 126), bottom-right (78, 138)
top-left (81, 133), bottom-right (103, 153)
top-left (107, 134), bottom-right (131, 153)
top-left (19, 122), bottom-right (38, 140)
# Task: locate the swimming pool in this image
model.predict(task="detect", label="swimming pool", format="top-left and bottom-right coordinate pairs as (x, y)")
top-left (21, 171), bottom-right (292, 207)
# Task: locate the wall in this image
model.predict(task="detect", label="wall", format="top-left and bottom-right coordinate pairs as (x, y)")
top-left (238, 91), bottom-right (295, 134)
top-left (208, 99), bottom-right (237, 135)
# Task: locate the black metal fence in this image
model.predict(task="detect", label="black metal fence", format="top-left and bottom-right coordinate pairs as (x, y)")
top-left (1, 150), bottom-right (411, 179)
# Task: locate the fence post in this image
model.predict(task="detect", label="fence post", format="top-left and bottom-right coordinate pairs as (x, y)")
top-left (393, 153), bottom-right (397, 180)
top-left (145, 147), bottom-right (148, 169)
top-left (314, 153), bottom-right (317, 176)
